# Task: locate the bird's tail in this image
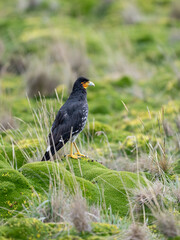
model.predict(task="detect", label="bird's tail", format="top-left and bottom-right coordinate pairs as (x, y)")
top-left (41, 142), bottom-right (65, 161)
top-left (41, 146), bottom-right (55, 161)
top-left (41, 152), bottom-right (50, 161)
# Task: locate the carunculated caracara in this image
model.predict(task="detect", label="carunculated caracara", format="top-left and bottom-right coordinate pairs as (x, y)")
top-left (41, 77), bottom-right (95, 161)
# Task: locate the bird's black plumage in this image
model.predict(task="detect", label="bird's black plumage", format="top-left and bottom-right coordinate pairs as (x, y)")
top-left (41, 77), bottom-right (91, 161)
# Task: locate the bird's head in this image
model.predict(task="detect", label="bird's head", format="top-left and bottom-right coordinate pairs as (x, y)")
top-left (72, 77), bottom-right (95, 92)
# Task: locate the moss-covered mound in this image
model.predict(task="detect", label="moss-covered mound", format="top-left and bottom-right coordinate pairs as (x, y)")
top-left (20, 161), bottom-right (100, 205)
top-left (0, 218), bottom-right (120, 240)
top-left (0, 156), bottom-right (147, 219)
top-left (0, 158), bottom-right (11, 170)
top-left (65, 158), bottom-right (147, 215)
top-left (20, 158), bottom-right (147, 216)
top-left (0, 169), bottom-right (33, 218)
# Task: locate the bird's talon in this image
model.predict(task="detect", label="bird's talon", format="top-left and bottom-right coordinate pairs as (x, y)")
top-left (67, 154), bottom-right (78, 159)
top-left (75, 152), bottom-right (87, 158)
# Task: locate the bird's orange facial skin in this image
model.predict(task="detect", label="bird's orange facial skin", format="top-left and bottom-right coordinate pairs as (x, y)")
top-left (81, 81), bottom-right (89, 89)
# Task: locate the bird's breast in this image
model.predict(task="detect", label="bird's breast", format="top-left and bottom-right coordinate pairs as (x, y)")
top-left (81, 107), bottom-right (88, 128)
top-left (73, 107), bottom-right (88, 137)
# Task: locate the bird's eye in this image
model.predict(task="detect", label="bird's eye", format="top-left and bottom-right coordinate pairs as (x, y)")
top-left (81, 81), bottom-right (89, 89)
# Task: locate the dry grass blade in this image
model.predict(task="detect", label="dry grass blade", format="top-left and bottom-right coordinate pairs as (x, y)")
top-left (162, 120), bottom-right (174, 137)
top-left (172, 179), bottom-right (180, 204)
top-left (88, 205), bottom-right (100, 222)
top-left (175, 115), bottom-right (180, 132)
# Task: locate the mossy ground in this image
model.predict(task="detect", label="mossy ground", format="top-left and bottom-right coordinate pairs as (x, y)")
top-left (0, 218), bottom-right (119, 240)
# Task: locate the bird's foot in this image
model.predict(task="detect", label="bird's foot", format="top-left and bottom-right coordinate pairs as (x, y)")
top-left (67, 154), bottom-right (78, 159)
top-left (74, 152), bottom-right (87, 158)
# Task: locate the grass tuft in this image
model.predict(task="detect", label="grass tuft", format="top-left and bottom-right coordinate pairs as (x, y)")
top-left (25, 59), bottom-right (59, 97)
top-left (155, 212), bottom-right (179, 238)
top-left (162, 120), bottom-right (174, 137)
top-left (7, 55), bottom-right (27, 75)
top-left (170, 0), bottom-right (180, 19)
top-left (132, 180), bottom-right (164, 213)
top-left (17, 0), bottom-right (43, 12)
top-left (0, 112), bottom-right (17, 132)
top-left (22, 184), bottom-right (71, 223)
top-left (122, 4), bottom-right (142, 25)
top-left (125, 223), bottom-right (150, 240)
top-left (70, 193), bottom-right (92, 233)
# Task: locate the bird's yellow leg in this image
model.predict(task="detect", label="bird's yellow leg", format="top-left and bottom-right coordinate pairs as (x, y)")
top-left (73, 142), bottom-right (86, 157)
top-left (67, 142), bottom-right (78, 159)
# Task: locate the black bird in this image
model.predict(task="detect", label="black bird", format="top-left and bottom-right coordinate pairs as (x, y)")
top-left (41, 77), bottom-right (95, 161)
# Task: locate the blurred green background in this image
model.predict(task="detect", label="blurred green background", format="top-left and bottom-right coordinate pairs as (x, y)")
top-left (0, 0), bottom-right (180, 172)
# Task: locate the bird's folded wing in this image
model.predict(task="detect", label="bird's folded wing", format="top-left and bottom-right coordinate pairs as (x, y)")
top-left (48, 105), bottom-right (84, 146)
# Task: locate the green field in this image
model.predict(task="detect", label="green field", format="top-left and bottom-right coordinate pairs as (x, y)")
top-left (0, 0), bottom-right (180, 239)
